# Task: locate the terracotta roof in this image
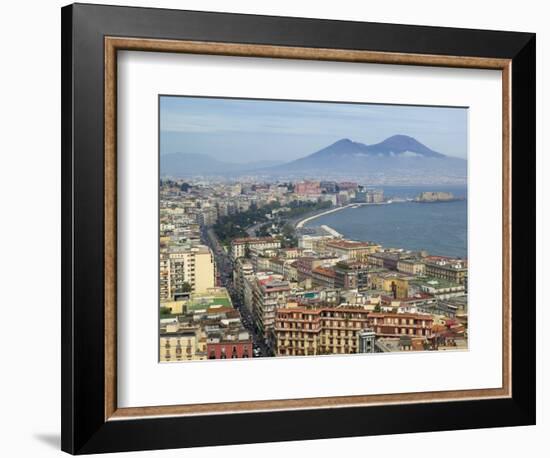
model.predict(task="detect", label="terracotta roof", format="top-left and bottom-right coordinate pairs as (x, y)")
top-left (312, 266), bottom-right (337, 278)
top-left (368, 312), bottom-right (434, 320)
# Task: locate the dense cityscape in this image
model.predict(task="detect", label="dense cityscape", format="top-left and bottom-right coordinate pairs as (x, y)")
top-left (159, 178), bottom-right (468, 362)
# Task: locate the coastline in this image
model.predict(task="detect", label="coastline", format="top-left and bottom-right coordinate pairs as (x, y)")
top-left (295, 202), bottom-right (388, 228)
top-left (295, 205), bottom-right (351, 228)
top-left (295, 199), bottom-right (467, 258)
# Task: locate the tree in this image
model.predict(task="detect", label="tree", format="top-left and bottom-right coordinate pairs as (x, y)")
top-left (181, 282), bottom-right (192, 293)
top-left (281, 223), bottom-right (298, 248)
top-left (255, 223), bottom-right (271, 237)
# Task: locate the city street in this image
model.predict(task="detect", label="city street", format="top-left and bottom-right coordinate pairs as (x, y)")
top-left (203, 227), bottom-right (271, 357)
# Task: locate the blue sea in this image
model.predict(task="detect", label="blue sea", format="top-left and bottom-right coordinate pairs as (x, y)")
top-left (305, 185), bottom-right (467, 259)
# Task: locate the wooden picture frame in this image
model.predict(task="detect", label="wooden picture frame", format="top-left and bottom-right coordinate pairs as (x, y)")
top-left (62, 3), bottom-right (536, 454)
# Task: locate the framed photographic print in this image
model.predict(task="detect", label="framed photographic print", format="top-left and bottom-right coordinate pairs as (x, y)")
top-left (61, 3), bottom-right (536, 454)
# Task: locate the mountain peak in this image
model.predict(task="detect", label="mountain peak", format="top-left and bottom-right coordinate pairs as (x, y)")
top-left (333, 138), bottom-right (353, 146)
top-left (295, 135), bottom-right (447, 164)
top-left (385, 134), bottom-right (416, 143)
top-left (367, 135), bottom-right (446, 158)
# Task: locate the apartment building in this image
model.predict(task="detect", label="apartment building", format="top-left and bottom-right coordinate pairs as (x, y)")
top-left (333, 261), bottom-right (375, 290)
top-left (160, 254), bottom-right (172, 302)
top-left (424, 257), bottom-right (468, 285)
top-left (311, 266), bottom-right (337, 289)
top-left (275, 305), bottom-right (372, 356)
top-left (206, 329), bottom-right (253, 359)
top-left (233, 258), bottom-right (254, 303)
top-left (160, 243), bottom-right (216, 300)
top-left (230, 237), bottom-right (281, 260)
top-left (160, 328), bottom-right (207, 362)
top-left (325, 239), bottom-right (380, 261)
top-left (367, 312), bottom-right (434, 338)
top-left (397, 258), bottom-right (426, 275)
top-left (251, 274), bottom-right (291, 346)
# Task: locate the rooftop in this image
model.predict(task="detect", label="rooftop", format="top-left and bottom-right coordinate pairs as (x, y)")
top-left (186, 288), bottom-right (233, 311)
top-left (412, 276), bottom-right (463, 289)
top-left (325, 240), bottom-right (375, 249)
top-left (312, 266), bottom-right (337, 278)
top-left (368, 311), bottom-right (434, 320)
top-left (231, 237), bottom-right (280, 245)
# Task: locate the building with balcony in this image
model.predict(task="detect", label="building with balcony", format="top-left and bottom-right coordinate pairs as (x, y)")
top-left (367, 312), bottom-right (434, 338)
top-left (233, 258), bottom-right (254, 303)
top-left (160, 328), bottom-right (207, 362)
top-left (251, 273), bottom-right (291, 346)
top-left (206, 329), bottom-right (253, 359)
top-left (397, 258), bottom-right (426, 275)
top-left (230, 237), bottom-right (281, 260)
top-left (160, 243), bottom-right (216, 300)
top-left (325, 239), bottom-right (380, 261)
top-left (275, 304), bottom-right (372, 356)
top-left (424, 257), bottom-right (468, 285)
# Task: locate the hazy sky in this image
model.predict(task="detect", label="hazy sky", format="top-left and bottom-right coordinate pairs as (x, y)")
top-left (160, 96), bottom-right (468, 163)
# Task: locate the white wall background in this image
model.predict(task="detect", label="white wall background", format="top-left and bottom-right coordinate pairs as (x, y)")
top-left (0, 1), bottom-right (545, 456)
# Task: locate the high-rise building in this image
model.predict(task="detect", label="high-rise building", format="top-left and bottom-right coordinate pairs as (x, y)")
top-left (160, 255), bottom-right (172, 302)
top-left (160, 244), bottom-right (216, 300)
top-left (198, 207), bottom-right (218, 226)
top-left (233, 258), bottom-right (254, 302)
top-left (251, 273), bottom-right (291, 347)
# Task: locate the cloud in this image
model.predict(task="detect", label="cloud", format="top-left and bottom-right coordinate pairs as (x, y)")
top-left (160, 96), bottom-right (468, 160)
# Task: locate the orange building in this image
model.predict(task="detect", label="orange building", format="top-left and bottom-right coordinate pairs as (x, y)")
top-left (275, 305), bottom-right (371, 356)
top-left (294, 181), bottom-right (321, 195)
top-left (275, 306), bottom-right (434, 356)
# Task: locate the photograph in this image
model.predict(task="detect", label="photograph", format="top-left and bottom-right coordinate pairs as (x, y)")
top-left (54, 3), bottom-right (537, 454)
top-left (159, 96), bottom-right (469, 362)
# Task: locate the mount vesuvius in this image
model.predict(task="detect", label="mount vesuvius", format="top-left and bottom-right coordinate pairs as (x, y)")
top-left (260, 135), bottom-right (466, 183)
top-left (161, 135), bottom-right (467, 184)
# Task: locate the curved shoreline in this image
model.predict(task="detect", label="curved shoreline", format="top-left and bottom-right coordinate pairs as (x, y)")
top-left (296, 200), bottom-right (467, 258)
top-left (295, 202), bottom-right (389, 229)
top-left (295, 204), bottom-right (352, 228)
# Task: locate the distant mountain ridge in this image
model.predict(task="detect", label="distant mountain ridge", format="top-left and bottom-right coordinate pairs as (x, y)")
top-left (268, 135), bottom-right (465, 180)
top-left (360, 135), bottom-right (446, 158)
top-left (283, 135), bottom-right (447, 168)
top-left (161, 135), bottom-right (466, 183)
